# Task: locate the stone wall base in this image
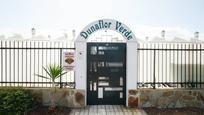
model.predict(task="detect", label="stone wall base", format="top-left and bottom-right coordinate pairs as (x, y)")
top-left (128, 89), bottom-right (204, 108)
top-left (27, 88), bottom-right (85, 108)
top-left (27, 88), bottom-right (204, 108)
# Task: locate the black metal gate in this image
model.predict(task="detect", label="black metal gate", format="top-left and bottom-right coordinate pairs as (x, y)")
top-left (87, 43), bottom-right (126, 105)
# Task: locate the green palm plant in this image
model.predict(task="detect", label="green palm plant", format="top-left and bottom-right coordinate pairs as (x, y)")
top-left (35, 64), bottom-right (67, 112)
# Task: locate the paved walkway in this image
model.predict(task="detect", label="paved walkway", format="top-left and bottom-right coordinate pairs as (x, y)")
top-left (70, 105), bottom-right (147, 115)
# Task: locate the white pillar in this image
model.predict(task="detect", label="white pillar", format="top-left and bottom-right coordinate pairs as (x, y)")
top-left (126, 41), bottom-right (138, 106)
top-left (75, 41), bottom-right (87, 105)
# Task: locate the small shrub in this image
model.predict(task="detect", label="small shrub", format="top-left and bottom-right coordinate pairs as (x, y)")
top-left (35, 64), bottom-right (67, 111)
top-left (0, 87), bottom-right (38, 114)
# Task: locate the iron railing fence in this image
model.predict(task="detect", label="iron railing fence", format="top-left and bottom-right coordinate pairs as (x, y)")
top-left (1, 41), bottom-right (204, 89)
top-left (0, 40), bottom-right (75, 88)
top-left (137, 43), bottom-right (204, 89)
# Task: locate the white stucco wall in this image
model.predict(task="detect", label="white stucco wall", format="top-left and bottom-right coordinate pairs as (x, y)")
top-left (126, 41), bottom-right (138, 105)
top-left (75, 42), bottom-right (87, 104)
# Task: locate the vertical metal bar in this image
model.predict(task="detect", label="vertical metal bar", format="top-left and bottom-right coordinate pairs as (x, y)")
top-left (42, 42), bottom-right (44, 87)
top-left (13, 41), bottom-right (15, 86)
top-left (173, 44), bottom-right (175, 86)
top-left (200, 44), bottom-right (202, 88)
top-left (58, 42), bottom-right (61, 87)
top-left (158, 44), bottom-right (160, 88)
top-left (145, 43), bottom-right (149, 85)
top-left (177, 44), bottom-right (179, 88)
top-left (68, 43), bottom-right (72, 82)
top-left (166, 44), bottom-right (167, 87)
top-left (169, 44), bottom-right (172, 87)
top-left (5, 41), bottom-right (7, 86)
top-left (50, 42), bottom-right (52, 87)
top-left (17, 41), bottom-right (19, 86)
top-left (150, 43), bottom-right (152, 88)
top-left (58, 42), bottom-right (60, 65)
top-left (38, 42), bottom-right (40, 87)
top-left (22, 41), bottom-right (23, 87)
top-left (181, 44), bottom-right (183, 87)
top-left (66, 43), bottom-right (68, 85)
top-left (26, 41), bottom-right (27, 87)
top-left (34, 42), bottom-right (36, 87)
top-left (161, 44), bottom-right (163, 87)
top-left (196, 44), bottom-right (198, 88)
top-left (30, 41), bottom-right (32, 87)
top-left (73, 47), bottom-right (76, 88)
top-left (69, 43), bottom-right (71, 85)
top-left (185, 44), bottom-right (187, 88)
top-left (18, 41), bottom-right (20, 86)
top-left (153, 47), bottom-right (156, 89)
top-left (143, 43), bottom-right (145, 84)
top-left (60, 49), bottom-right (62, 88)
top-left (1, 41), bottom-right (3, 86)
top-left (54, 42), bottom-right (56, 64)
top-left (46, 42), bottom-right (48, 87)
top-left (146, 43), bottom-right (148, 86)
top-left (9, 41), bottom-right (11, 86)
top-left (137, 44), bottom-right (140, 88)
top-left (149, 43), bottom-right (151, 86)
top-left (188, 44), bottom-right (191, 87)
top-left (192, 44), bottom-right (194, 87)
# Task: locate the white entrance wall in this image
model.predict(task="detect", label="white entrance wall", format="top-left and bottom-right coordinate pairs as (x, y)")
top-left (75, 19), bottom-right (138, 106)
top-left (126, 41), bottom-right (137, 106)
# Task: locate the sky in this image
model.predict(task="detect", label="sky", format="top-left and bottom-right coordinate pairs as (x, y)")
top-left (0, 0), bottom-right (203, 40)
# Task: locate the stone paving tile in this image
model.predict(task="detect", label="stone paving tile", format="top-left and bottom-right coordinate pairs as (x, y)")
top-left (70, 105), bottom-right (147, 115)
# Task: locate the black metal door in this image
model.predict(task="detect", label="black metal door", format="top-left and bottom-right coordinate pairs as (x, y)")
top-left (87, 43), bottom-right (126, 105)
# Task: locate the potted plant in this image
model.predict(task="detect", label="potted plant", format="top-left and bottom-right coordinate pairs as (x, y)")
top-left (35, 64), bottom-right (67, 113)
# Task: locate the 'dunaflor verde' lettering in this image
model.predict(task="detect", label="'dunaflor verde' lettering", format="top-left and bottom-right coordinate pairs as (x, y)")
top-left (80, 20), bottom-right (133, 40)
top-left (80, 20), bottom-right (112, 39)
top-left (115, 21), bottom-right (133, 40)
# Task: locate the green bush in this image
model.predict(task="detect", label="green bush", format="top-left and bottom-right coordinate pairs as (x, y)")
top-left (0, 87), bottom-right (38, 114)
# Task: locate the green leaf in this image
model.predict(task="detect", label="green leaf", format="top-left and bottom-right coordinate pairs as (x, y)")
top-left (35, 64), bottom-right (67, 85)
top-left (43, 67), bottom-right (52, 77)
top-left (34, 74), bottom-right (50, 80)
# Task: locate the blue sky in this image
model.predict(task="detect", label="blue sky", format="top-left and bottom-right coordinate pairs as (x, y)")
top-left (0, 0), bottom-right (203, 39)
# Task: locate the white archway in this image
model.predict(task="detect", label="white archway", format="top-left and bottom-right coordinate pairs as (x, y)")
top-left (75, 19), bottom-right (138, 106)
